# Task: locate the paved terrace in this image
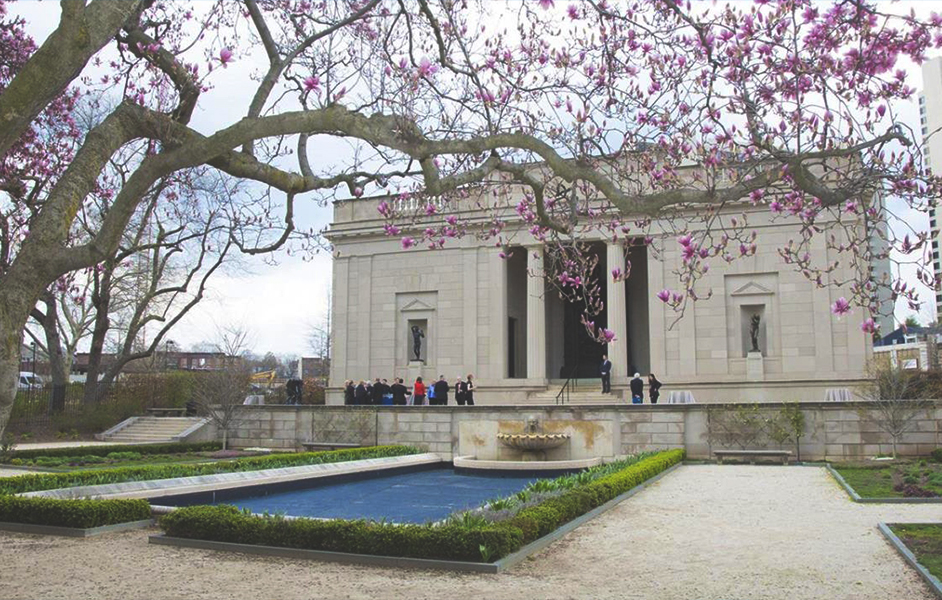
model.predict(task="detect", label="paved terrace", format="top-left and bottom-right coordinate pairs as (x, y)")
top-left (1, 465), bottom-right (938, 599)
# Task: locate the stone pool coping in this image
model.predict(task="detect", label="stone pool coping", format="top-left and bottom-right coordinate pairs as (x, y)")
top-left (453, 455), bottom-right (602, 471)
top-left (878, 523), bottom-right (942, 599)
top-left (825, 464), bottom-right (942, 504)
top-left (0, 519), bottom-right (155, 538)
top-left (148, 461), bottom-right (683, 573)
top-left (24, 453), bottom-right (443, 501)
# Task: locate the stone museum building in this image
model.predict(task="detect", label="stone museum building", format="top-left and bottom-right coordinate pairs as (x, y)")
top-left (326, 191), bottom-right (885, 405)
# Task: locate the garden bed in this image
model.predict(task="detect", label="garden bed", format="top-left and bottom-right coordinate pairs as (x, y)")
top-left (1, 441), bottom-right (223, 462)
top-left (0, 446), bottom-right (422, 532)
top-left (880, 524), bottom-right (942, 598)
top-left (829, 459), bottom-right (942, 502)
top-left (153, 449), bottom-right (685, 571)
top-left (0, 445), bottom-right (421, 495)
top-left (3, 449), bottom-right (275, 472)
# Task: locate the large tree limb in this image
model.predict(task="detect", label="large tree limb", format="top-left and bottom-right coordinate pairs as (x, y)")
top-left (0, 0), bottom-right (145, 156)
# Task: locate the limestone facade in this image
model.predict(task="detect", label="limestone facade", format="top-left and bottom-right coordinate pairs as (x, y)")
top-left (327, 194), bottom-right (875, 404)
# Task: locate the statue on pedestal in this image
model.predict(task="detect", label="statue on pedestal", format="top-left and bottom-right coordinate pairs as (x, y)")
top-left (411, 325), bottom-right (425, 361)
top-left (749, 314), bottom-right (761, 353)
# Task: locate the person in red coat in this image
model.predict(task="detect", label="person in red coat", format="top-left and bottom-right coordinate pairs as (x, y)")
top-left (412, 377), bottom-right (426, 406)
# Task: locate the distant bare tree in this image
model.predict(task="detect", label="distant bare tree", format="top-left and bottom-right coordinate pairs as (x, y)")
top-left (193, 323), bottom-right (256, 450)
top-left (215, 323), bottom-right (255, 362)
top-left (192, 364), bottom-right (252, 450)
top-left (306, 290), bottom-right (331, 371)
top-left (857, 364), bottom-right (932, 458)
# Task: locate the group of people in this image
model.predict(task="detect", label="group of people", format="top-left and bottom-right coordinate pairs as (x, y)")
top-left (600, 355), bottom-right (663, 404)
top-left (343, 374), bottom-right (475, 406)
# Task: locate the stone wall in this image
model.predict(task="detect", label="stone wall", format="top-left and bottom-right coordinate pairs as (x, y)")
top-left (227, 402), bottom-right (942, 461)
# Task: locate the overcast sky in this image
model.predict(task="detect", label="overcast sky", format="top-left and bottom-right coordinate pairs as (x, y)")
top-left (9, 2), bottom-right (941, 358)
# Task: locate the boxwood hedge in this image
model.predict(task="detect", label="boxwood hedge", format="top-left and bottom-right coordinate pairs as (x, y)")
top-left (160, 505), bottom-right (523, 562)
top-left (0, 495), bottom-right (151, 529)
top-left (157, 448), bottom-right (685, 563)
top-left (5, 441), bottom-right (223, 462)
top-left (0, 445), bottom-right (422, 495)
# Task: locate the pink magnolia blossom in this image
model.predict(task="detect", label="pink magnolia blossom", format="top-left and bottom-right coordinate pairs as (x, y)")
top-left (601, 328), bottom-right (616, 343)
top-left (219, 48), bottom-right (233, 67)
top-left (611, 268), bottom-right (622, 280)
top-left (656, 289), bottom-right (671, 303)
top-left (831, 297), bottom-right (851, 316)
top-left (860, 318), bottom-right (878, 334)
top-left (303, 75), bottom-right (320, 92)
top-left (401, 237), bottom-right (416, 249)
top-left (538, 0), bottom-right (554, 9)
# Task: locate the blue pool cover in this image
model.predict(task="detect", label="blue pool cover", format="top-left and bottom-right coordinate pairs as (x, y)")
top-left (222, 468), bottom-right (539, 523)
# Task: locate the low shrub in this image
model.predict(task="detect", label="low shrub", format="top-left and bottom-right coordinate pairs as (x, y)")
top-left (105, 451), bottom-right (143, 461)
top-left (157, 449), bottom-right (685, 562)
top-left (931, 448), bottom-right (942, 463)
top-left (0, 445), bottom-right (422, 495)
top-left (159, 505), bottom-right (523, 562)
top-left (0, 495), bottom-right (151, 529)
top-left (503, 449), bottom-right (685, 545)
top-left (5, 441), bottom-right (222, 462)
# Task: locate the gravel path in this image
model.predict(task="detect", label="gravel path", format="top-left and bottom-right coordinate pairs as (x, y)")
top-left (1, 465), bottom-right (939, 600)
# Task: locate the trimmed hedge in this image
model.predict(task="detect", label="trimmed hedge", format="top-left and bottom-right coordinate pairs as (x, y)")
top-left (157, 449), bottom-right (685, 563)
top-left (160, 505), bottom-right (522, 562)
top-left (0, 495), bottom-right (152, 529)
top-left (505, 448), bottom-right (685, 546)
top-left (5, 441), bottom-right (223, 462)
top-left (0, 445), bottom-right (422, 495)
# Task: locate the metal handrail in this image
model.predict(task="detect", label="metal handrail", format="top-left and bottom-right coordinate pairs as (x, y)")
top-left (555, 367), bottom-right (579, 405)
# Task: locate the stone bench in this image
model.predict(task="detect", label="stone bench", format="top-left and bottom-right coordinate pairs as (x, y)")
top-left (714, 450), bottom-right (792, 465)
top-left (300, 442), bottom-right (362, 452)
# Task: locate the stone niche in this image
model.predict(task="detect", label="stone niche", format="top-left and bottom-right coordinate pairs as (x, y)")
top-left (725, 273), bottom-right (780, 359)
top-left (397, 292), bottom-right (437, 367)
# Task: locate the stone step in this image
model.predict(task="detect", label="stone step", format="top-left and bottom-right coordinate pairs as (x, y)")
top-left (99, 416), bottom-right (206, 443)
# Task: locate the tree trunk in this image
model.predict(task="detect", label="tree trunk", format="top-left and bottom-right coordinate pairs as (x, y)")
top-left (0, 293), bottom-right (35, 438)
top-left (222, 427), bottom-right (228, 451)
top-left (83, 269), bottom-right (112, 404)
top-left (36, 292), bottom-right (70, 412)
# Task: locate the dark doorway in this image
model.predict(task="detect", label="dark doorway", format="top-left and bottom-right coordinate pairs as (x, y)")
top-left (556, 243), bottom-right (607, 379)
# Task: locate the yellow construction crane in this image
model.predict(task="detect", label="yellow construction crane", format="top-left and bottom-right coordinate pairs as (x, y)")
top-left (250, 370), bottom-right (276, 390)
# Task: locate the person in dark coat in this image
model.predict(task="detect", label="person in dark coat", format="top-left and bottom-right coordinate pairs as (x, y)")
top-left (600, 355), bottom-right (612, 394)
top-left (371, 378), bottom-right (384, 405)
top-left (433, 375), bottom-right (450, 405)
top-left (390, 378), bottom-right (408, 405)
top-left (465, 374), bottom-right (475, 406)
top-left (648, 374), bottom-right (662, 404)
top-left (344, 380), bottom-right (355, 405)
top-left (354, 381), bottom-right (369, 405)
top-left (629, 373), bottom-right (644, 404)
top-left (455, 376), bottom-right (466, 406)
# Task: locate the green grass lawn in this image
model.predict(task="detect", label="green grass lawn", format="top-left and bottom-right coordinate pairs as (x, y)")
top-left (890, 524), bottom-right (942, 581)
top-left (833, 462), bottom-right (942, 499)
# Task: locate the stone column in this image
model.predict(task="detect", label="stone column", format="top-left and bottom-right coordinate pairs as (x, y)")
top-left (527, 246), bottom-right (547, 383)
top-left (606, 243), bottom-right (629, 386)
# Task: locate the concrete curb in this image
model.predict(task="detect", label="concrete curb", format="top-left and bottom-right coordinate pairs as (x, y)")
top-left (826, 464), bottom-right (942, 503)
top-left (148, 535), bottom-right (501, 573)
top-left (0, 518), bottom-right (154, 538)
top-left (878, 523), bottom-right (942, 599)
top-left (150, 460), bottom-right (684, 573)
